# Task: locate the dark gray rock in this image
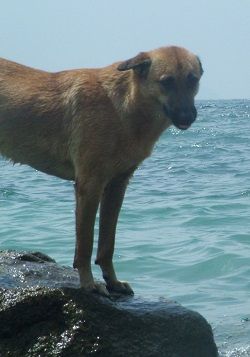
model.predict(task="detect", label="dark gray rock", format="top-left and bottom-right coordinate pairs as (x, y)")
top-left (0, 250), bottom-right (218, 356)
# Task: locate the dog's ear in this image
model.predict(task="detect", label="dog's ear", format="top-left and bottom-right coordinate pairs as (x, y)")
top-left (197, 56), bottom-right (204, 76)
top-left (117, 52), bottom-right (152, 77)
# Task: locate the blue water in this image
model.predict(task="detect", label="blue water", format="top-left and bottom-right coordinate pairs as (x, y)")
top-left (1, 99), bottom-right (250, 355)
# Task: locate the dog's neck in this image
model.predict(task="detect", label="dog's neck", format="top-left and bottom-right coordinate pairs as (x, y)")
top-left (98, 65), bottom-right (137, 115)
top-left (100, 65), bottom-right (170, 139)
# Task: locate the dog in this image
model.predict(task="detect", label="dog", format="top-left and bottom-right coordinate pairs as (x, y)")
top-left (0, 46), bottom-right (203, 296)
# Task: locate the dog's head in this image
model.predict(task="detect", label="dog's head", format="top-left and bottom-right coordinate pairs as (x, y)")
top-left (117, 46), bottom-right (203, 130)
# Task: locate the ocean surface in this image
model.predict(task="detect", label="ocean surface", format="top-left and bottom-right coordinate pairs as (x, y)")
top-left (1, 99), bottom-right (250, 355)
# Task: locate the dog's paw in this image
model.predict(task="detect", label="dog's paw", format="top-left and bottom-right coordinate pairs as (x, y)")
top-left (82, 282), bottom-right (111, 297)
top-left (107, 280), bottom-right (134, 295)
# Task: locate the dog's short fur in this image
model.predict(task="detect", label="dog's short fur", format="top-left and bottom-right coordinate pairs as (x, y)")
top-left (0, 46), bottom-right (203, 295)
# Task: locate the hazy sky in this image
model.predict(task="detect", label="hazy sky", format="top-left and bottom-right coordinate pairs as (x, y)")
top-left (1, 0), bottom-right (249, 99)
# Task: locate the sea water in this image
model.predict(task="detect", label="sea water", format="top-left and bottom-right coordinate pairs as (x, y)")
top-left (0, 99), bottom-right (250, 355)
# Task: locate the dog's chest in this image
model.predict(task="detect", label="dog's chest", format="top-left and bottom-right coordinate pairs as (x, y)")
top-left (113, 137), bottom-right (154, 175)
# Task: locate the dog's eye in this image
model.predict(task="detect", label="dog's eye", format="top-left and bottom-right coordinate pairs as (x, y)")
top-left (187, 73), bottom-right (199, 88)
top-left (160, 75), bottom-right (175, 90)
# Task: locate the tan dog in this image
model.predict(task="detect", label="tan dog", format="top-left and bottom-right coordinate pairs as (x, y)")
top-left (0, 46), bottom-right (203, 296)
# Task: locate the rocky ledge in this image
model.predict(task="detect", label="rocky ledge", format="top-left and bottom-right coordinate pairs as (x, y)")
top-left (0, 250), bottom-right (218, 356)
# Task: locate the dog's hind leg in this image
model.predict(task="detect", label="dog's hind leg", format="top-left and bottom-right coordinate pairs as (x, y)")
top-left (95, 169), bottom-right (135, 295)
top-left (73, 178), bottom-right (109, 296)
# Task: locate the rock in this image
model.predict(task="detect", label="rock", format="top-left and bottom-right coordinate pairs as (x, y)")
top-left (0, 250), bottom-right (218, 356)
top-left (0, 250), bottom-right (79, 289)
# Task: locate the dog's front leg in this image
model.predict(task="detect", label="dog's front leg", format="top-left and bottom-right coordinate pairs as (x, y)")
top-left (95, 170), bottom-right (135, 295)
top-left (73, 179), bottom-right (109, 296)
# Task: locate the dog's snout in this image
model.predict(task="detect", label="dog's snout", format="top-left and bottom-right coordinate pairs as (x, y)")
top-left (191, 106), bottom-right (197, 120)
top-left (164, 104), bottom-right (197, 130)
top-left (179, 106), bottom-right (197, 122)
top-left (176, 107), bottom-right (197, 130)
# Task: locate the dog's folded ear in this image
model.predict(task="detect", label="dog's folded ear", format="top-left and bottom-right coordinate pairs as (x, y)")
top-left (117, 52), bottom-right (152, 77)
top-left (197, 56), bottom-right (204, 76)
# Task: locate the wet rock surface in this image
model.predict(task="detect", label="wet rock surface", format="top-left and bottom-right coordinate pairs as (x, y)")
top-left (0, 250), bottom-right (218, 356)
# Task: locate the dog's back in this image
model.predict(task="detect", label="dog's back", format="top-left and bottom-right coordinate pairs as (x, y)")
top-left (0, 58), bottom-right (75, 179)
top-left (0, 58), bottom-right (51, 112)
top-left (0, 58), bottom-right (141, 181)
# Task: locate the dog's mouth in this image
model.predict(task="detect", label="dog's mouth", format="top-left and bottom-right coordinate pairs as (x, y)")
top-left (173, 122), bottom-right (191, 130)
top-left (163, 105), bottom-right (197, 130)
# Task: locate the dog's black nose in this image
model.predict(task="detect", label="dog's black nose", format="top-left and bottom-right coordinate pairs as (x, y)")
top-left (173, 107), bottom-right (197, 130)
top-left (173, 106), bottom-right (197, 130)
top-left (179, 107), bottom-right (197, 121)
top-left (163, 104), bottom-right (197, 130)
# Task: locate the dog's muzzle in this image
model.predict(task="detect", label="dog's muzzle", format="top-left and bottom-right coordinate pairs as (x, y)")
top-left (163, 105), bottom-right (197, 130)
